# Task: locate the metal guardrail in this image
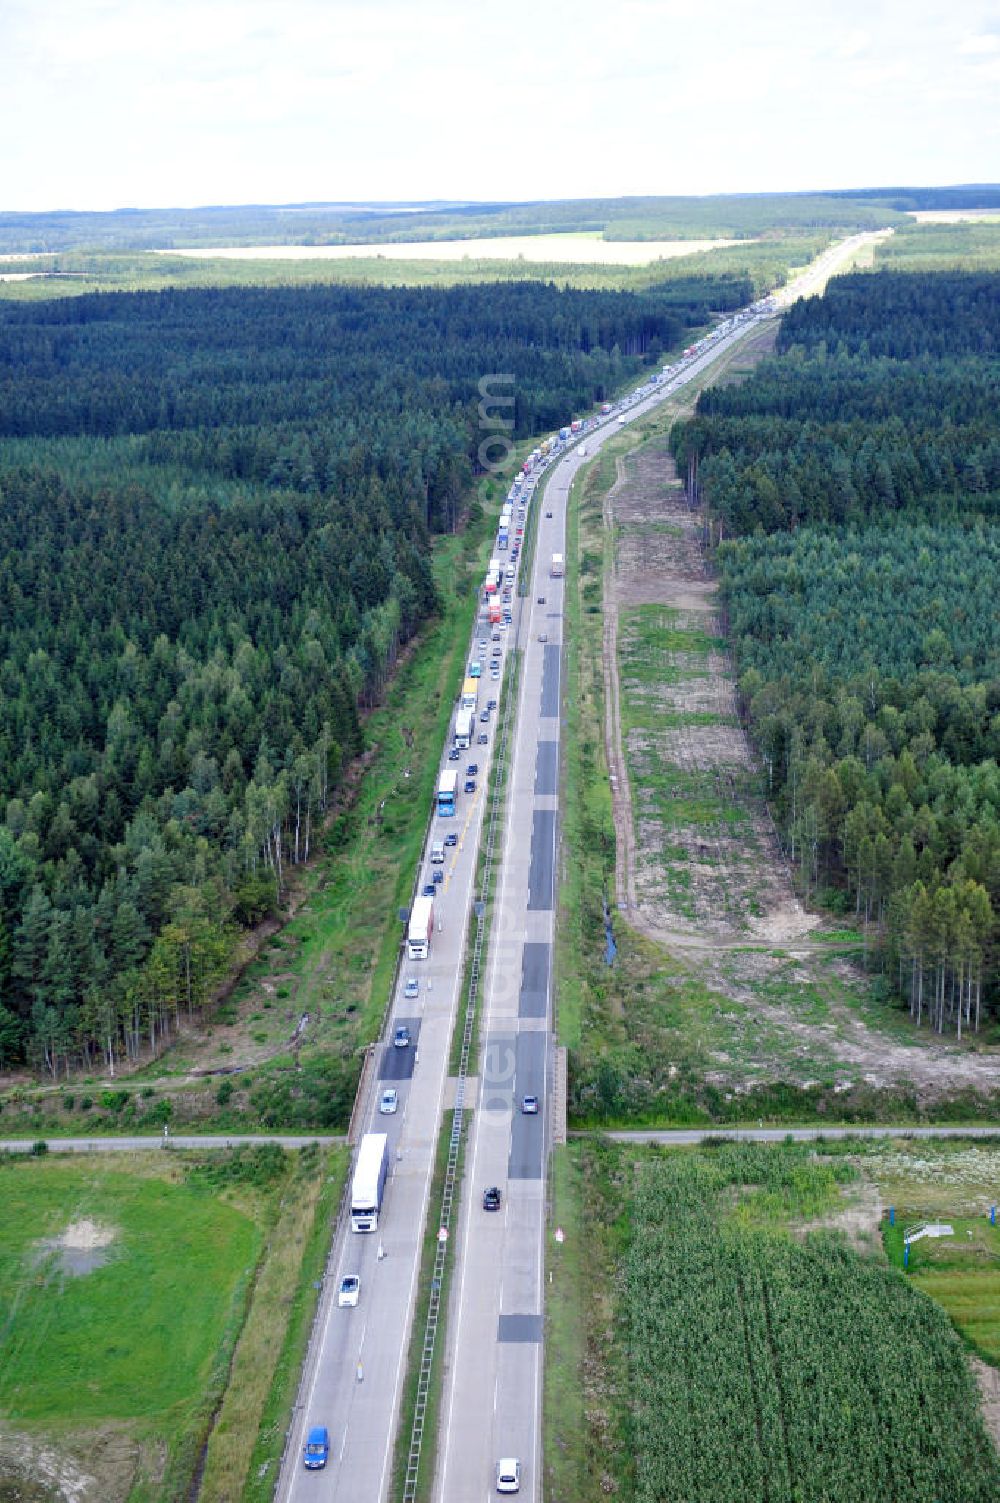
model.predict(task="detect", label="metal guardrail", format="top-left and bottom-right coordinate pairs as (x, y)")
top-left (401, 608), bottom-right (522, 1503)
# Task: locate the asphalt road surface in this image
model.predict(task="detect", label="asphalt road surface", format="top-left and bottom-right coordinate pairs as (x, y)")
top-left (5, 1122), bottom-right (996, 1158)
top-left (0, 1134), bottom-right (343, 1152)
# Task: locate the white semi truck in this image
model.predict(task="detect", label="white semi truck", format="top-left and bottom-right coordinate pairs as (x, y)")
top-left (351, 1132), bottom-right (389, 1232)
top-left (550, 553), bottom-right (564, 578)
top-left (407, 894), bottom-right (434, 958)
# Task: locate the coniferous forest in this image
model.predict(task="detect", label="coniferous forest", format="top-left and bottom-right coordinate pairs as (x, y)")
top-left (0, 280), bottom-right (691, 1075)
top-left (671, 270), bottom-right (1000, 1032)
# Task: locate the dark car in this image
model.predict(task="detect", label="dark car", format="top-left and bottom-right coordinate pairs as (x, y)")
top-left (545, 510), bottom-right (553, 518)
top-left (478, 732), bottom-right (489, 745)
top-left (422, 884), bottom-right (436, 897)
top-left (464, 779), bottom-right (476, 794)
top-left (303, 1426), bottom-right (330, 1469)
top-left (445, 832), bottom-right (458, 847)
top-left (537, 596), bottom-right (546, 605)
top-left (466, 763), bottom-right (479, 776)
top-left (394, 1024), bottom-right (411, 1049)
top-left (483, 1186), bottom-right (502, 1211)
top-left (448, 748), bottom-right (461, 760)
top-left (432, 869), bottom-right (443, 883)
top-left (487, 699), bottom-right (497, 710)
top-left (480, 709), bottom-right (490, 722)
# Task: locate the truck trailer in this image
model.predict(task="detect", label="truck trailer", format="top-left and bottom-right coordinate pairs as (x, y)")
top-left (351, 1132), bottom-right (389, 1232)
top-left (454, 707), bottom-right (474, 748)
top-left (407, 893), bottom-right (434, 958)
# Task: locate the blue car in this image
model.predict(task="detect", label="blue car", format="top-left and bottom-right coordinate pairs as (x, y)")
top-left (304, 1425), bottom-right (330, 1469)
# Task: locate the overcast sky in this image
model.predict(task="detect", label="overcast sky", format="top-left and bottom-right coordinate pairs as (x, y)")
top-left (2, 0), bottom-right (998, 213)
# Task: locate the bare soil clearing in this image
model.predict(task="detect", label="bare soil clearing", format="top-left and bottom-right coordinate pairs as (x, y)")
top-left (972, 1358), bottom-right (1000, 1449)
top-left (607, 437), bottom-right (810, 949)
top-left (0, 1427), bottom-right (146, 1503)
top-left (793, 1180), bottom-right (883, 1254)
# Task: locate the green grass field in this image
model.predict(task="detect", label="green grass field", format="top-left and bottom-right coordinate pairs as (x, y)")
top-left (0, 1144), bottom-right (344, 1503)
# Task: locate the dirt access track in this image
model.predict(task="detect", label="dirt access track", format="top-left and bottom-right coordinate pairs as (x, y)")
top-left (600, 342), bottom-right (1000, 1104)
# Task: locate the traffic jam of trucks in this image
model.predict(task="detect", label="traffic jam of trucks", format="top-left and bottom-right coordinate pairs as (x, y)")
top-left (307, 301), bottom-right (781, 1474)
top-left (387, 301), bottom-right (776, 1019)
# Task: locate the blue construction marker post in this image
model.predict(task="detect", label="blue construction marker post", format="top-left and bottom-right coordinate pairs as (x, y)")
top-left (991, 1205), bottom-right (996, 1227)
top-left (889, 1207), bottom-right (895, 1227)
top-left (903, 1241), bottom-right (910, 1270)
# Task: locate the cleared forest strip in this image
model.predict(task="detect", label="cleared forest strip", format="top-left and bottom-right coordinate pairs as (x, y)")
top-left (591, 375), bottom-right (1000, 1107)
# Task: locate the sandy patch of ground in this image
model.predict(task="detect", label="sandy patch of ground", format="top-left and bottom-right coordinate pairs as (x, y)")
top-left (605, 435), bottom-right (815, 948)
top-left (0, 1426), bottom-right (150, 1503)
top-left (60, 1219), bottom-right (116, 1251)
top-left (971, 1358), bottom-right (1000, 1450)
top-left (794, 1179), bottom-right (884, 1254)
top-left (908, 210), bottom-right (1000, 223)
top-left (35, 1220), bottom-right (118, 1278)
top-left (155, 233), bottom-right (744, 266)
top-left (0, 1438), bottom-right (93, 1503)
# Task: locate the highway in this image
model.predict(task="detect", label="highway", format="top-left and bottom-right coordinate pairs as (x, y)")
top-left (431, 229), bottom-right (891, 1503)
top-left (437, 468), bottom-right (571, 1503)
top-left (434, 336), bottom-right (754, 1503)
top-left (3, 236), bottom-right (884, 1503)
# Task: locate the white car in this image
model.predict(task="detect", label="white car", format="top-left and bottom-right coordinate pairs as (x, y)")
top-left (496, 1458), bottom-right (521, 1493)
top-left (380, 1087), bottom-right (398, 1115)
top-left (338, 1275), bottom-right (360, 1308)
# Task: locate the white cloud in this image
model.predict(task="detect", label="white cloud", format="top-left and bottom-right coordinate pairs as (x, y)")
top-left (0, 0), bottom-right (997, 210)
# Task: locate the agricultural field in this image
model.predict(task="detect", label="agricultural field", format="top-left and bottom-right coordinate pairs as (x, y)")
top-left (874, 220), bottom-right (1000, 270)
top-left (546, 1138), bottom-right (1000, 1503)
top-left (0, 1143), bottom-right (345, 1503)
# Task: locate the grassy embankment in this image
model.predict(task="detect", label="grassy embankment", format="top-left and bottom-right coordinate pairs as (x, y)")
top-left (202, 1144), bottom-right (349, 1503)
top-left (546, 1136), bottom-right (1000, 1503)
top-left (0, 1143), bottom-right (344, 1503)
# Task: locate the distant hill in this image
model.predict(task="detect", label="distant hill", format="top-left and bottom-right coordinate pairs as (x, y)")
top-left (2, 185), bottom-right (997, 255)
